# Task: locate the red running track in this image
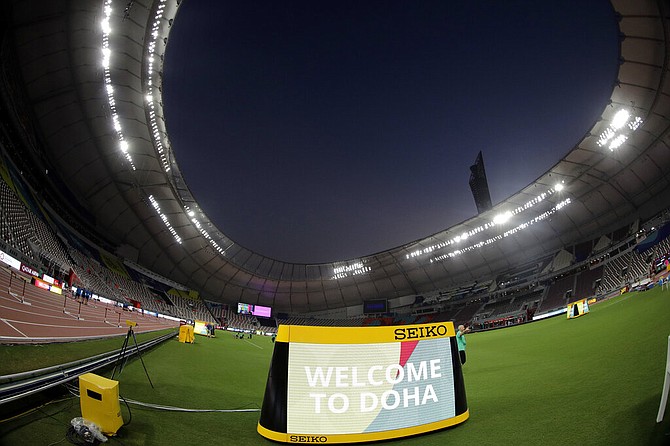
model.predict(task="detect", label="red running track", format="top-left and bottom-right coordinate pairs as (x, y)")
top-left (0, 267), bottom-right (179, 344)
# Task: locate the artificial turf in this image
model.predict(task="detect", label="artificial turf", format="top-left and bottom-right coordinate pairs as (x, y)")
top-left (0, 328), bottom-right (177, 376)
top-left (1, 288), bottom-right (669, 445)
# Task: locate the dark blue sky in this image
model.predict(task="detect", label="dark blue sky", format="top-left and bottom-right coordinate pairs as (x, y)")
top-left (163, 0), bottom-right (619, 264)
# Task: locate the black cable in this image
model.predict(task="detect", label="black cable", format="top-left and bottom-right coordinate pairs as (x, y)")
top-left (0, 395), bottom-right (75, 423)
top-left (46, 435), bottom-right (67, 446)
top-left (37, 398), bottom-right (76, 425)
top-left (119, 394), bottom-right (132, 426)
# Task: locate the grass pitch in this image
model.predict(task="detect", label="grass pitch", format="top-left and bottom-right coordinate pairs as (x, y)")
top-left (1, 288), bottom-right (669, 445)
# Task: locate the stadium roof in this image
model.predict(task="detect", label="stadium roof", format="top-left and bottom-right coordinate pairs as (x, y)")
top-left (4, 0), bottom-right (670, 312)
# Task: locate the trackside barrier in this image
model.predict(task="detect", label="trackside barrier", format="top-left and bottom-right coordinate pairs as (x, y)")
top-left (657, 335), bottom-right (670, 423)
top-left (0, 330), bottom-right (176, 405)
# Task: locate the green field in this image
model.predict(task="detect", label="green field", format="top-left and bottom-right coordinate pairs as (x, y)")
top-left (1, 288), bottom-right (669, 445)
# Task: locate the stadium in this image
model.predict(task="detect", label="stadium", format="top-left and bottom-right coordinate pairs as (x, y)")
top-left (0, 0), bottom-right (669, 445)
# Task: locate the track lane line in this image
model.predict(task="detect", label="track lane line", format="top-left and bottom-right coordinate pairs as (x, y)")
top-left (1, 318), bottom-right (28, 338)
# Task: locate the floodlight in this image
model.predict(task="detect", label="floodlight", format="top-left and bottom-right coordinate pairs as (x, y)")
top-left (611, 109), bottom-right (630, 129)
top-left (597, 127), bottom-right (615, 146)
top-left (119, 140), bottom-right (128, 152)
top-left (493, 211), bottom-right (512, 225)
top-left (554, 183), bottom-right (564, 192)
top-left (101, 48), bottom-right (111, 68)
top-left (609, 134), bottom-right (627, 151)
top-left (101, 19), bottom-right (111, 34)
top-left (629, 116), bottom-right (643, 131)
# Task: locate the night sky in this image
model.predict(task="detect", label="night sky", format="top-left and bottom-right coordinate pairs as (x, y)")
top-left (162, 0), bottom-right (618, 264)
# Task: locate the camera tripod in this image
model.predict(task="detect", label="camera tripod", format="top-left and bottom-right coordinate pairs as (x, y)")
top-left (111, 322), bottom-right (154, 388)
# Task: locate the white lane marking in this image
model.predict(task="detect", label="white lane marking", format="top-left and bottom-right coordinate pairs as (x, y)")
top-left (1, 318), bottom-right (28, 337)
top-left (244, 339), bottom-right (263, 349)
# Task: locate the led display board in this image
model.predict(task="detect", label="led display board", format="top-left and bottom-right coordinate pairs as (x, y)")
top-left (32, 277), bottom-right (63, 295)
top-left (363, 299), bottom-right (387, 314)
top-left (238, 303), bottom-right (272, 317)
top-left (258, 323), bottom-right (468, 443)
top-left (193, 320), bottom-right (209, 336)
top-left (567, 298), bottom-right (590, 319)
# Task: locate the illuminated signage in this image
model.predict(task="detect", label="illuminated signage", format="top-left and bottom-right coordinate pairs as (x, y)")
top-left (258, 323), bottom-right (468, 443)
top-left (238, 303), bottom-right (272, 317)
top-left (33, 278), bottom-right (51, 290)
top-left (20, 264), bottom-right (39, 277)
top-left (0, 250), bottom-right (21, 270)
top-left (32, 277), bottom-right (63, 295)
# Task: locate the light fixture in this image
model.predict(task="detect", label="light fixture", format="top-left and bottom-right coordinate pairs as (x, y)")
top-left (493, 211), bottom-right (512, 225)
top-left (610, 109), bottom-right (630, 129)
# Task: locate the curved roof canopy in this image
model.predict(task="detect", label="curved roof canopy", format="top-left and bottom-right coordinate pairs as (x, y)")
top-left (5, 0), bottom-right (670, 312)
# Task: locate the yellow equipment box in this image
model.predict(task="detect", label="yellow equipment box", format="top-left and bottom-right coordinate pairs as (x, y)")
top-left (179, 324), bottom-right (194, 343)
top-left (79, 373), bottom-right (123, 435)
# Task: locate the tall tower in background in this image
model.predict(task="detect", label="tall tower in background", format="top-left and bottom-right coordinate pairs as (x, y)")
top-left (469, 151), bottom-right (493, 214)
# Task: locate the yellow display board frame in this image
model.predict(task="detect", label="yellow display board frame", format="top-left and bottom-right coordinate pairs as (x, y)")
top-left (257, 322), bottom-right (468, 443)
top-left (566, 298), bottom-right (590, 319)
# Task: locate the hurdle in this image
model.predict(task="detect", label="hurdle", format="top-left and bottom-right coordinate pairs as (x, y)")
top-left (63, 294), bottom-right (83, 320)
top-left (8, 272), bottom-right (30, 306)
top-left (104, 307), bottom-right (121, 327)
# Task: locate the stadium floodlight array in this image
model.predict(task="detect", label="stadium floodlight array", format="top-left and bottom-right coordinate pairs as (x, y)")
top-left (102, 0), bottom-right (187, 247)
top-left (184, 206), bottom-right (227, 256)
top-left (328, 187), bottom-right (572, 279)
top-left (331, 262), bottom-right (372, 280)
top-left (406, 184), bottom-right (567, 261)
top-left (101, 0), bottom-right (135, 170)
top-left (429, 198), bottom-right (572, 264)
top-left (148, 195), bottom-right (182, 244)
top-left (596, 108), bottom-right (644, 151)
top-left (145, 0), bottom-right (172, 173)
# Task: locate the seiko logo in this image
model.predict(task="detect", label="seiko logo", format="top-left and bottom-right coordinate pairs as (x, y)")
top-left (289, 435), bottom-right (328, 443)
top-left (394, 324), bottom-right (449, 340)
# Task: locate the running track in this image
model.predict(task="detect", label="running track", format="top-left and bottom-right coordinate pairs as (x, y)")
top-left (0, 266), bottom-right (179, 343)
